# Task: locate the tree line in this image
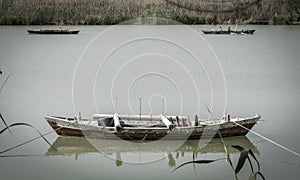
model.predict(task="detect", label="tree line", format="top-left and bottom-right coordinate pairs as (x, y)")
top-left (0, 0), bottom-right (299, 25)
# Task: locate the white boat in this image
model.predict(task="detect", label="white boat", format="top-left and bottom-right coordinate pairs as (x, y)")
top-left (45, 113), bottom-right (261, 140)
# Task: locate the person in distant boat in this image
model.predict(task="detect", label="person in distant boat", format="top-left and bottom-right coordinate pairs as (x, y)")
top-left (228, 27), bottom-right (231, 32)
top-left (223, 112), bottom-right (230, 122)
top-left (195, 115), bottom-right (199, 126)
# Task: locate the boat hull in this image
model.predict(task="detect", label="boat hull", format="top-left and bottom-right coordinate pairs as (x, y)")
top-left (202, 30), bottom-right (230, 34)
top-left (28, 29), bottom-right (80, 34)
top-left (202, 29), bottom-right (255, 35)
top-left (45, 115), bottom-right (260, 140)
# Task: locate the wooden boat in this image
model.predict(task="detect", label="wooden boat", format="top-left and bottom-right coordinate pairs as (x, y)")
top-left (27, 29), bottom-right (80, 34)
top-left (45, 113), bottom-right (261, 140)
top-left (202, 27), bottom-right (255, 35)
top-left (202, 29), bottom-right (231, 34)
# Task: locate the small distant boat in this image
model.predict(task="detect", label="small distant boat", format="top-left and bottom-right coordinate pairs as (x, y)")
top-left (27, 29), bottom-right (80, 35)
top-left (45, 113), bottom-right (261, 140)
top-left (202, 27), bottom-right (255, 35)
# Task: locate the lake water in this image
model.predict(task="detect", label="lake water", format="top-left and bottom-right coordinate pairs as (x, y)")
top-left (0, 24), bottom-right (300, 179)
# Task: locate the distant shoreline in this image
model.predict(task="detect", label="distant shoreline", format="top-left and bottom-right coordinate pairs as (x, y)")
top-left (1, 0), bottom-right (299, 26)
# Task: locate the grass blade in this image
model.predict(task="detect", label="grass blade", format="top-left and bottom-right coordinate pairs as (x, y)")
top-left (231, 145), bottom-right (245, 152)
top-left (0, 72), bottom-right (11, 134)
top-left (255, 172), bottom-right (265, 180)
top-left (0, 112), bottom-right (12, 135)
top-left (249, 149), bottom-right (261, 171)
top-left (0, 122), bottom-right (57, 154)
top-left (0, 73), bottom-right (10, 93)
top-left (172, 159), bottom-right (216, 172)
top-left (218, 130), bottom-right (238, 180)
top-left (247, 156), bottom-right (254, 173)
top-left (235, 150), bottom-right (249, 174)
top-left (0, 127), bottom-right (61, 155)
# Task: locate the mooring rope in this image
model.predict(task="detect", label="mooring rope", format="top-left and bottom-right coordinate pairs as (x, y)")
top-left (233, 121), bottom-right (300, 157)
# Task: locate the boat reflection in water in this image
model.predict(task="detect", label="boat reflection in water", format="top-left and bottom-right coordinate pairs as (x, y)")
top-left (46, 136), bottom-right (259, 167)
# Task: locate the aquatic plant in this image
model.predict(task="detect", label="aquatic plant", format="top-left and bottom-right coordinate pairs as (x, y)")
top-left (231, 145), bottom-right (265, 180)
top-left (0, 72), bottom-right (9, 93)
top-left (0, 122), bottom-right (58, 154)
top-left (172, 130), bottom-right (265, 180)
top-left (0, 71), bottom-right (12, 134)
top-left (0, 70), bottom-right (58, 155)
top-left (0, 112), bottom-right (11, 135)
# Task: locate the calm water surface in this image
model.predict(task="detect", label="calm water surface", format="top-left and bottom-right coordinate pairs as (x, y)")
top-left (0, 25), bottom-right (300, 179)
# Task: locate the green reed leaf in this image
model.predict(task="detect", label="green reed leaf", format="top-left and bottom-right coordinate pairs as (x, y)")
top-left (247, 156), bottom-right (254, 173)
top-left (232, 145), bottom-right (245, 152)
top-left (0, 122), bottom-right (57, 154)
top-left (0, 112), bottom-right (12, 135)
top-left (235, 150), bottom-right (249, 174)
top-left (218, 130), bottom-right (238, 180)
top-left (255, 172), bottom-right (265, 180)
top-left (0, 73), bottom-right (10, 93)
top-left (249, 149), bottom-right (261, 171)
top-left (172, 159), bottom-right (216, 172)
